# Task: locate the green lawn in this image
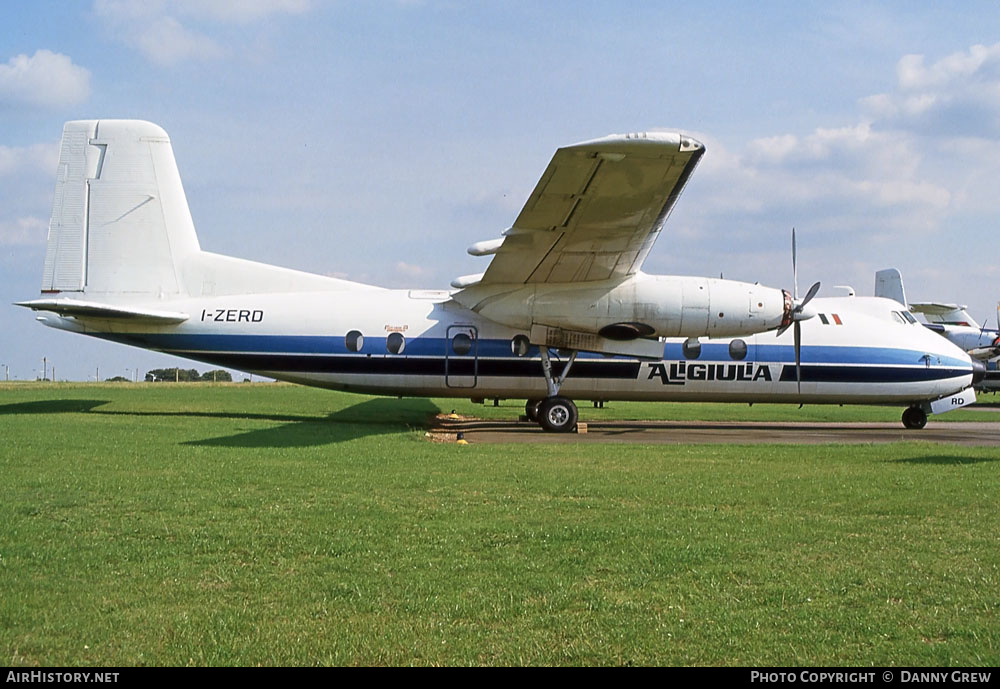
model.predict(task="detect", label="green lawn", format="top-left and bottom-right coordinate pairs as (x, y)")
top-left (1, 383), bottom-right (998, 665)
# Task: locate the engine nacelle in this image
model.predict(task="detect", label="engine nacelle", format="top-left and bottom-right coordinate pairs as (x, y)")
top-left (454, 273), bottom-right (790, 340)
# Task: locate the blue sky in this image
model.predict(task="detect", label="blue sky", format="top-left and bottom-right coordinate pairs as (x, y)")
top-left (3, 1), bottom-right (1000, 380)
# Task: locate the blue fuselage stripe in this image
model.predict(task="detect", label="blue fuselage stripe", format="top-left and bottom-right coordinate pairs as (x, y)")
top-left (90, 333), bottom-right (971, 384)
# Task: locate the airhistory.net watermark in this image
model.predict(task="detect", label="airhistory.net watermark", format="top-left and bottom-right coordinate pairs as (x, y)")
top-left (6, 672), bottom-right (119, 684)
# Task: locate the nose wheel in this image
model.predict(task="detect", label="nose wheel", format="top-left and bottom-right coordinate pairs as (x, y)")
top-left (901, 406), bottom-right (927, 430)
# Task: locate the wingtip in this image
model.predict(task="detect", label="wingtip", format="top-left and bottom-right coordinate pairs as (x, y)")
top-left (565, 131), bottom-right (704, 153)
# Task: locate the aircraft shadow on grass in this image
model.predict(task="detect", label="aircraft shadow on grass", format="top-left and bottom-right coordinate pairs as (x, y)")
top-left (185, 397), bottom-right (441, 448)
top-left (0, 399), bottom-right (111, 415)
top-left (0, 397), bottom-right (440, 447)
top-left (892, 455), bottom-right (1000, 465)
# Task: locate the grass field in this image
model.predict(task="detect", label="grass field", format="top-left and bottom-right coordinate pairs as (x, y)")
top-left (1, 383), bottom-right (998, 666)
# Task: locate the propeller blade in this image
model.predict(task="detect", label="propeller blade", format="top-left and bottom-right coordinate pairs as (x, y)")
top-left (794, 320), bottom-right (802, 394)
top-left (791, 228), bottom-right (798, 300)
top-left (799, 281), bottom-right (821, 311)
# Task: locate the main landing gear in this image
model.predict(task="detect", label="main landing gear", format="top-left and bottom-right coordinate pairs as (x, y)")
top-left (901, 405), bottom-right (928, 430)
top-left (528, 347), bottom-right (580, 433)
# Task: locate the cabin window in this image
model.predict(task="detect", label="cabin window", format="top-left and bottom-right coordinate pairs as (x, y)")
top-left (682, 337), bottom-right (701, 359)
top-left (386, 332), bottom-right (405, 354)
top-left (345, 330), bottom-right (364, 352)
top-left (729, 339), bottom-right (747, 361)
top-left (511, 334), bottom-right (530, 357)
top-left (452, 333), bottom-right (473, 355)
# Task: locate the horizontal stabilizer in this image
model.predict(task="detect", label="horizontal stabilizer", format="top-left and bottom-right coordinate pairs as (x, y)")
top-left (15, 298), bottom-right (189, 323)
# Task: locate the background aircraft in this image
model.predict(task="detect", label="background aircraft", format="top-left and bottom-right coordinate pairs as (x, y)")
top-left (18, 121), bottom-right (983, 431)
top-left (874, 268), bottom-right (999, 393)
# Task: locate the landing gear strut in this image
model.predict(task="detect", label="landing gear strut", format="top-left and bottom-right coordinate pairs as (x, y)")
top-left (901, 405), bottom-right (927, 430)
top-left (530, 347), bottom-right (579, 433)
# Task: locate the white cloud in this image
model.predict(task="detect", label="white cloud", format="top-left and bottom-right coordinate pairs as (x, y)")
top-left (175, 0), bottom-right (311, 24)
top-left (0, 50), bottom-right (90, 108)
top-left (0, 216), bottom-right (47, 246)
top-left (691, 123), bottom-right (950, 236)
top-left (94, 2), bottom-right (222, 65)
top-left (95, 0), bottom-right (310, 23)
top-left (0, 143), bottom-right (59, 177)
top-left (862, 43), bottom-right (1000, 137)
top-left (93, 0), bottom-right (311, 65)
top-left (896, 44), bottom-right (1000, 91)
top-left (394, 261), bottom-right (429, 279)
top-left (133, 16), bottom-right (224, 65)
top-left (655, 42), bottom-right (1000, 299)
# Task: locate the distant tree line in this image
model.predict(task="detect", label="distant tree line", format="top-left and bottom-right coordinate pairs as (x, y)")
top-left (142, 368), bottom-right (233, 382)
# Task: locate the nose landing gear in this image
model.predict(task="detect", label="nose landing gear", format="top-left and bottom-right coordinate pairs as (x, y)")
top-left (901, 405), bottom-right (927, 430)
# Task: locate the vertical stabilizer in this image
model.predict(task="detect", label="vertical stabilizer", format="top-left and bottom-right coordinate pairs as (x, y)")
top-left (41, 120), bottom-right (201, 297)
top-left (874, 268), bottom-right (907, 306)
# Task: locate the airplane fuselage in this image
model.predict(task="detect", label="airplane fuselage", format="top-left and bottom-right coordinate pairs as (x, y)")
top-left (40, 290), bottom-right (976, 405)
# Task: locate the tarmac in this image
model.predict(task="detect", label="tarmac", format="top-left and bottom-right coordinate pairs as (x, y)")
top-left (431, 415), bottom-right (1000, 446)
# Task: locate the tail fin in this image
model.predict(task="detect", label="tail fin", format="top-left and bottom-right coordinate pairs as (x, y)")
top-left (874, 268), bottom-right (907, 306)
top-left (41, 120), bottom-right (200, 297)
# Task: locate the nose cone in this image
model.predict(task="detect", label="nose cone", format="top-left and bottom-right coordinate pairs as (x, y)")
top-left (972, 358), bottom-right (987, 386)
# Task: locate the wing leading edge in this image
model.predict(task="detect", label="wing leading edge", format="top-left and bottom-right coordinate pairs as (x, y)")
top-left (477, 131), bottom-right (704, 285)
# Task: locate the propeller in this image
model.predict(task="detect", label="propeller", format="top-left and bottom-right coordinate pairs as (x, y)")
top-left (993, 302), bottom-right (1000, 351)
top-left (776, 228), bottom-right (820, 393)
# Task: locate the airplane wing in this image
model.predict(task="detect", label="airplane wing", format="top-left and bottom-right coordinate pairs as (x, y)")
top-left (473, 132), bottom-right (704, 285)
top-left (909, 302), bottom-right (979, 328)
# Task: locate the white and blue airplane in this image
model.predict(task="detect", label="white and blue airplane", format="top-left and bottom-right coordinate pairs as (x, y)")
top-left (18, 120), bottom-right (984, 431)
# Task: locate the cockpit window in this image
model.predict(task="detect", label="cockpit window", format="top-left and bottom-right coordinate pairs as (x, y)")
top-left (902, 311), bottom-right (918, 324)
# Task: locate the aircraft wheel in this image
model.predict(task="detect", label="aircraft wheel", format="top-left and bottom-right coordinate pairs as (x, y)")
top-left (538, 396), bottom-right (578, 433)
top-left (525, 399), bottom-right (542, 423)
top-left (901, 406), bottom-right (927, 430)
